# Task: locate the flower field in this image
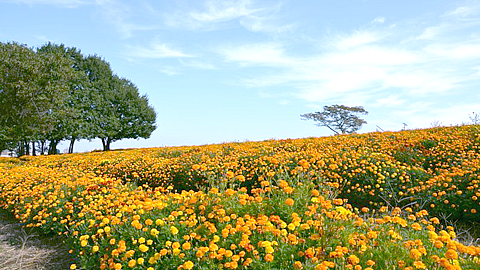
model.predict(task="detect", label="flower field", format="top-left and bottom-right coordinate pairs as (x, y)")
top-left (1, 125), bottom-right (480, 269)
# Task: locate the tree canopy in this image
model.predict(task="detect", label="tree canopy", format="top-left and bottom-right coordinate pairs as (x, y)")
top-left (301, 105), bottom-right (368, 135)
top-left (0, 41), bottom-right (157, 155)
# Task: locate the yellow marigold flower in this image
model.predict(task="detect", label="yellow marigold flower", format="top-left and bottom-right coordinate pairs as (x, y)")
top-left (367, 231), bottom-right (377, 239)
top-left (294, 261), bottom-right (303, 269)
top-left (183, 260), bottom-right (194, 269)
top-left (92, 245), bottom-right (99, 252)
top-left (347, 254), bottom-right (360, 265)
top-left (170, 226), bottom-right (179, 235)
top-left (114, 263), bottom-right (122, 270)
top-left (139, 244), bottom-right (149, 253)
top-left (80, 240), bottom-right (88, 247)
top-left (265, 253), bottom-right (274, 262)
top-left (150, 228), bottom-right (159, 236)
top-left (70, 264), bottom-right (77, 270)
top-left (137, 258), bottom-right (144, 264)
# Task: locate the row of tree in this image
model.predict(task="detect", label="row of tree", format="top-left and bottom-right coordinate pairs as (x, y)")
top-left (0, 41), bottom-right (157, 155)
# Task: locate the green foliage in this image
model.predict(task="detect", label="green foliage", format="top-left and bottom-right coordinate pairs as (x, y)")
top-left (0, 41), bottom-right (157, 154)
top-left (301, 105), bottom-right (368, 135)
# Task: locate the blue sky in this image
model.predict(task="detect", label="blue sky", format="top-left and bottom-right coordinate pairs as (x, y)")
top-left (1, 0), bottom-right (480, 152)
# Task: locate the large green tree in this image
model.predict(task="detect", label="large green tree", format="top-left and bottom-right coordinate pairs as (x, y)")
top-left (301, 105), bottom-right (368, 135)
top-left (37, 42), bottom-right (94, 154)
top-left (0, 42), bottom-right (75, 155)
top-left (0, 41), bottom-right (157, 155)
top-left (78, 55), bottom-right (157, 151)
top-left (98, 75), bottom-right (157, 151)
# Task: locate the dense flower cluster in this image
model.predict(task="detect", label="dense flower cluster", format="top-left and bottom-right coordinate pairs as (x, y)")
top-left (0, 125), bottom-right (479, 269)
top-left (24, 125), bottom-right (480, 220)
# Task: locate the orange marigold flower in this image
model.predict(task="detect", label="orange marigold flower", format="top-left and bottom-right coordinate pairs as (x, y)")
top-left (413, 261), bottom-right (426, 269)
top-left (286, 198), bottom-right (295, 206)
top-left (445, 249), bottom-right (458, 260)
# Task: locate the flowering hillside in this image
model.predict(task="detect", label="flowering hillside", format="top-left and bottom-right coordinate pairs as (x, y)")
top-left (1, 125), bottom-right (479, 269)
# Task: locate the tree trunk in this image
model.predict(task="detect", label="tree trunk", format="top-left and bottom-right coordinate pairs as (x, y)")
top-left (32, 141), bottom-right (36, 156)
top-left (40, 140), bottom-right (45, 155)
top-left (48, 140), bottom-right (58, 155)
top-left (101, 138), bottom-right (111, 151)
top-left (25, 141), bottom-right (30, 155)
top-left (101, 138), bottom-right (106, 151)
top-left (19, 142), bottom-right (25, 156)
top-left (68, 138), bottom-right (75, 154)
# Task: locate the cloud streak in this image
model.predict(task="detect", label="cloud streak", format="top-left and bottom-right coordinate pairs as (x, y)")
top-left (217, 1), bottom-right (480, 112)
top-left (126, 42), bottom-right (193, 59)
top-left (5, 0), bottom-right (90, 8)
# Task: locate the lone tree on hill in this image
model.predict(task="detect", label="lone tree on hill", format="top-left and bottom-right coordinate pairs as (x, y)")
top-left (301, 104), bottom-right (368, 135)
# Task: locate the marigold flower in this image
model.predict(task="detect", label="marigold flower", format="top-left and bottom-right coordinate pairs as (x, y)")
top-left (286, 198), bottom-right (294, 206)
top-left (139, 244), bottom-right (149, 252)
top-left (170, 226), bottom-right (179, 235)
top-left (413, 261), bottom-right (426, 269)
top-left (445, 249), bottom-right (458, 259)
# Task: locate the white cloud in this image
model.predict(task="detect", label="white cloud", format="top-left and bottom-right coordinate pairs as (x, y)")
top-left (372, 17), bottom-right (386, 24)
top-left (445, 3), bottom-right (480, 18)
top-left (7, 0), bottom-right (89, 8)
top-left (374, 95), bottom-right (406, 107)
top-left (93, 0), bottom-right (161, 38)
top-left (220, 43), bottom-right (291, 65)
top-left (331, 30), bottom-right (383, 50)
top-left (424, 41), bottom-right (480, 59)
top-left (239, 14), bottom-right (296, 34)
top-left (179, 59), bottom-right (216, 70)
top-left (189, 0), bottom-right (257, 23)
top-left (164, 0), bottom-right (288, 35)
top-left (126, 42), bottom-right (192, 59)
top-left (416, 25), bottom-right (443, 40)
top-left (219, 1), bottom-right (480, 112)
top-left (322, 46), bottom-right (421, 66)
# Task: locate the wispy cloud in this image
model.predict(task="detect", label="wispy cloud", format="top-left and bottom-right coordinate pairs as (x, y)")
top-left (164, 0), bottom-right (290, 34)
top-left (179, 59), bottom-right (216, 70)
top-left (220, 42), bottom-right (291, 65)
top-left (218, 1), bottom-right (480, 112)
top-left (93, 0), bottom-right (162, 38)
top-left (189, 0), bottom-right (257, 23)
top-left (331, 30), bottom-right (384, 50)
top-left (372, 17), bottom-right (386, 24)
top-left (125, 42), bottom-right (192, 59)
top-left (5, 0), bottom-right (90, 8)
